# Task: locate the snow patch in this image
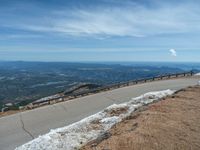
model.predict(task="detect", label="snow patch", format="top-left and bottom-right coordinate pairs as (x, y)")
top-left (35, 94), bottom-right (61, 103)
top-left (130, 89), bottom-right (174, 105)
top-left (16, 89), bottom-right (174, 150)
top-left (195, 72), bottom-right (200, 76)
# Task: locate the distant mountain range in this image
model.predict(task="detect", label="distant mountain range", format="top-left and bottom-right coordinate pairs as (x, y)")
top-left (0, 61), bottom-right (199, 109)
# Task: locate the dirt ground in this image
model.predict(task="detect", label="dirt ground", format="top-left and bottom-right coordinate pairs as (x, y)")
top-left (81, 86), bottom-right (200, 150)
top-left (0, 110), bottom-right (21, 118)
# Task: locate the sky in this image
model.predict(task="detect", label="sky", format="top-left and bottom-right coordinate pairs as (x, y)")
top-left (0, 0), bottom-right (200, 62)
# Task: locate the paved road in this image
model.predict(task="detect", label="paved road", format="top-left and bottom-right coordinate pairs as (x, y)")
top-left (0, 77), bottom-right (200, 150)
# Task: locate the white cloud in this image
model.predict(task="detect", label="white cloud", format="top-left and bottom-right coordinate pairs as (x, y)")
top-left (169, 49), bottom-right (177, 57)
top-left (2, 1), bottom-right (200, 37)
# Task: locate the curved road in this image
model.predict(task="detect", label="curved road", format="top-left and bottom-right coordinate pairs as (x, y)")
top-left (0, 77), bottom-right (200, 150)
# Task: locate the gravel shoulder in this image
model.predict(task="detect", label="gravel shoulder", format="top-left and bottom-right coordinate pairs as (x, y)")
top-left (82, 86), bottom-right (200, 150)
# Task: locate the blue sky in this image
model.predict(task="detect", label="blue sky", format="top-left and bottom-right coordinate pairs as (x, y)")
top-left (0, 0), bottom-right (200, 62)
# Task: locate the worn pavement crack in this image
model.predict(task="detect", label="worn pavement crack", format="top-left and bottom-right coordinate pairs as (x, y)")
top-left (19, 113), bottom-right (34, 140)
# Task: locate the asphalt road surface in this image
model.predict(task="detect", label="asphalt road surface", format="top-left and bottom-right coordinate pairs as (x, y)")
top-left (0, 77), bottom-right (200, 150)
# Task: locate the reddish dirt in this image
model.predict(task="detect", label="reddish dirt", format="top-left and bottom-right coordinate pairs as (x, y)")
top-left (82, 86), bottom-right (200, 150)
top-left (0, 110), bottom-right (21, 118)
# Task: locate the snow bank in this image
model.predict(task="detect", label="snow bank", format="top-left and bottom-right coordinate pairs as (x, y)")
top-left (16, 89), bottom-right (174, 150)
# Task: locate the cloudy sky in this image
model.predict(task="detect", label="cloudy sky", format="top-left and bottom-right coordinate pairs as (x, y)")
top-left (0, 0), bottom-right (200, 62)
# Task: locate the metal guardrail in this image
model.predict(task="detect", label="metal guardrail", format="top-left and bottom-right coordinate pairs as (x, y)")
top-left (30, 71), bottom-right (194, 108)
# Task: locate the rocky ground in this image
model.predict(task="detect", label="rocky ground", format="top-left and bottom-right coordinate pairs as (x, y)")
top-left (82, 86), bottom-right (200, 150)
